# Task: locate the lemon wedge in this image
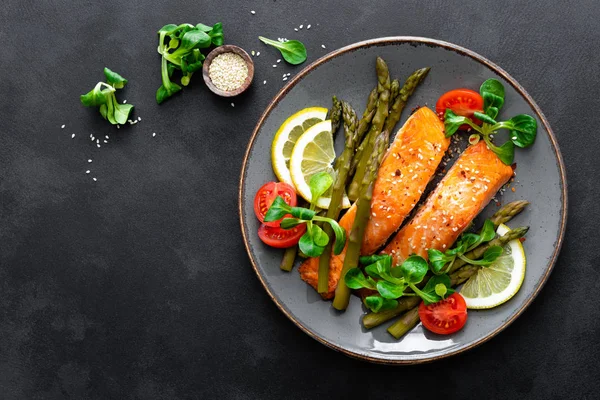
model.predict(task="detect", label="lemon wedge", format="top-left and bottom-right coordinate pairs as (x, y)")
top-left (271, 107), bottom-right (328, 186)
top-left (289, 120), bottom-right (351, 209)
top-left (460, 223), bottom-right (526, 309)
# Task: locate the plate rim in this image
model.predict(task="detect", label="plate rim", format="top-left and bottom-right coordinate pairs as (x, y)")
top-left (238, 36), bottom-right (568, 364)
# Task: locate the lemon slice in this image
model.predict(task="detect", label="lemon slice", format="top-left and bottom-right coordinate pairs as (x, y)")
top-left (460, 223), bottom-right (526, 309)
top-left (289, 120), bottom-right (351, 209)
top-left (271, 107), bottom-right (328, 186)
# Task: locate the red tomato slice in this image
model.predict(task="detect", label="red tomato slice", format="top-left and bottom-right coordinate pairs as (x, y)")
top-left (435, 88), bottom-right (484, 128)
top-left (257, 223), bottom-right (306, 248)
top-left (418, 293), bottom-right (468, 335)
top-left (253, 181), bottom-right (297, 227)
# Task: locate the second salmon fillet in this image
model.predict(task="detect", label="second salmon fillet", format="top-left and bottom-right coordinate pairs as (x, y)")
top-left (299, 107), bottom-right (450, 299)
top-left (382, 140), bottom-right (514, 265)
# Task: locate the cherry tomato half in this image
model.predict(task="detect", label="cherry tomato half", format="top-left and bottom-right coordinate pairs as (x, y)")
top-left (418, 293), bottom-right (468, 335)
top-left (435, 88), bottom-right (484, 129)
top-left (253, 181), bottom-right (297, 227)
top-left (257, 223), bottom-right (306, 248)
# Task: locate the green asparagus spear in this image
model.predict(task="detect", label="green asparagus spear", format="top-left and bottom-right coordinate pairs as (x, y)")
top-left (355, 88), bottom-right (379, 145)
top-left (362, 201), bottom-right (529, 328)
top-left (280, 245), bottom-right (297, 272)
top-left (349, 80), bottom-right (397, 178)
top-left (333, 131), bottom-right (389, 310)
top-left (347, 57), bottom-right (391, 201)
top-left (389, 79), bottom-right (400, 109)
top-left (318, 102), bottom-right (358, 293)
top-left (386, 226), bottom-right (529, 338)
top-left (327, 96), bottom-right (342, 136)
top-left (387, 307), bottom-right (420, 339)
top-left (489, 200), bottom-right (529, 227)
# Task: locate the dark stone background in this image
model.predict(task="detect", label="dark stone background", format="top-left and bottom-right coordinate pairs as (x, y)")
top-left (1, 1), bottom-right (597, 399)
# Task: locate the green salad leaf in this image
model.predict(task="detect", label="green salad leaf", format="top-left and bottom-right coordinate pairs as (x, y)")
top-left (258, 36), bottom-right (307, 65)
top-left (80, 68), bottom-right (133, 125)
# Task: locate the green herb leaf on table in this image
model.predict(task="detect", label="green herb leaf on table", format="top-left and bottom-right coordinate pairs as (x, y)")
top-left (258, 36), bottom-right (307, 65)
top-left (156, 22), bottom-right (224, 104)
top-left (80, 70), bottom-right (133, 125)
top-left (80, 83), bottom-right (108, 107)
top-left (103, 67), bottom-right (128, 89)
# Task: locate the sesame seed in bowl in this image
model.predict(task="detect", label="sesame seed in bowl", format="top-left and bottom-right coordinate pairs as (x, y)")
top-left (203, 45), bottom-right (254, 97)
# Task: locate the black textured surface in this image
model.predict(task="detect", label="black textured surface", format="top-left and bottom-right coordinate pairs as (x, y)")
top-left (0, 0), bottom-right (597, 399)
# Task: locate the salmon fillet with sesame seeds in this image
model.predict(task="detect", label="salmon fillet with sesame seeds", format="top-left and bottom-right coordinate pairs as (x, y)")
top-left (299, 107), bottom-right (450, 299)
top-left (381, 140), bottom-right (514, 266)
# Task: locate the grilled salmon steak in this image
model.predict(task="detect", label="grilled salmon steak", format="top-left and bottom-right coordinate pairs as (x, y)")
top-left (382, 140), bottom-right (514, 265)
top-left (299, 107), bottom-right (450, 298)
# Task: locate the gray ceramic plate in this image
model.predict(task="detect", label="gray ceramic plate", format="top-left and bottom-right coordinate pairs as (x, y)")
top-left (239, 37), bottom-right (567, 364)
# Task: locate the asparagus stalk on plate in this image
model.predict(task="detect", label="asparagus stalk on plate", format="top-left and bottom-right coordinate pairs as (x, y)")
top-left (318, 102), bottom-right (358, 292)
top-left (347, 57), bottom-right (391, 201)
top-left (327, 96), bottom-right (343, 136)
top-left (332, 131), bottom-right (389, 310)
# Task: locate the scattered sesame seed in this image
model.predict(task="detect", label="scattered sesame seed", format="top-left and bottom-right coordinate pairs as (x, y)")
top-left (96, 139), bottom-right (99, 144)
top-left (231, 102), bottom-right (235, 107)
top-left (117, 125), bottom-right (120, 129)
top-left (512, 136), bottom-right (517, 140)
top-left (273, 64), bottom-right (277, 68)
top-left (251, 50), bottom-right (255, 56)
top-left (277, 59), bottom-right (281, 63)
top-left (307, 24), bottom-right (311, 29)
top-left (86, 170), bottom-right (90, 174)
top-left (251, 10), bottom-right (256, 14)
top-left (263, 80), bottom-right (267, 85)
top-left (321, 44), bottom-right (326, 49)
top-left (93, 177), bottom-right (97, 181)
top-left (283, 77), bottom-right (288, 81)
top-left (91, 136), bottom-right (95, 141)
top-left (256, 52), bottom-right (260, 56)
top-left (294, 28), bottom-right (298, 31)
top-left (137, 117), bottom-right (141, 121)
top-left (88, 159), bottom-right (92, 163)
top-left (152, 133), bottom-right (156, 137)
top-left (71, 134), bottom-right (75, 139)
top-left (299, 24), bottom-right (303, 29)
top-left (105, 135), bottom-right (109, 139)
top-left (97, 144), bottom-right (100, 148)
top-left (287, 73), bottom-right (291, 76)
top-left (104, 140), bottom-right (108, 143)
top-left (123, 100), bottom-right (127, 104)
top-left (61, 124), bottom-right (65, 129)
